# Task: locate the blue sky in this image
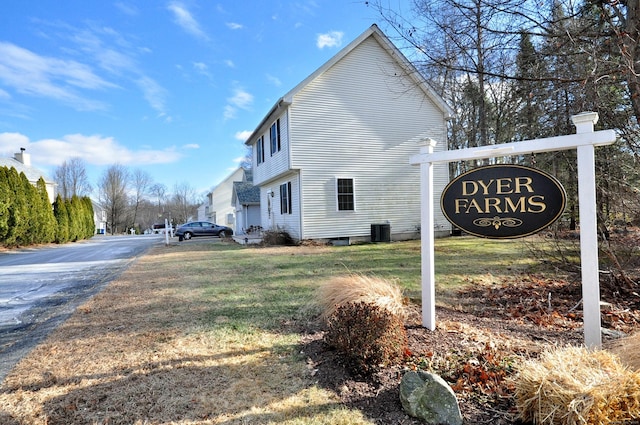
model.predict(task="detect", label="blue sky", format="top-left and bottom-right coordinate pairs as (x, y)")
top-left (0, 0), bottom-right (411, 199)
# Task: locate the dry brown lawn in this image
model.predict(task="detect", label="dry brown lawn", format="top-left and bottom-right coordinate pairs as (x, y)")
top-left (0, 242), bottom-right (371, 425)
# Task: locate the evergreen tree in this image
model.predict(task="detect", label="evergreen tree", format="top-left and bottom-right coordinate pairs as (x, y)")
top-left (0, 168), bottom-right (11, 243)
top-left (54, 194), bottom-right (70, 244)
top-left (20, 172), bottom-right (39, 245)
top-left (36, 177), bottom-right (57, 243)
top-left (69, 196), bottom-right (83, 241)
top-left (82, 197), bottom-right (95, 238)
top-left (5, 168), bottom-right (28, 246)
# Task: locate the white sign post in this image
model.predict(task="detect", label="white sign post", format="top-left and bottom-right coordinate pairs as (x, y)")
top-left (410, 112), bottom-right (616, 348)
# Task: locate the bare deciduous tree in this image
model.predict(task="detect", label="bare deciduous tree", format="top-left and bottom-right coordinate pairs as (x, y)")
top-left (169, 181), bottom-right (198, 225)
top-left (53, 158), bottom-right (93, 199)
top-left (130, 169), bottom-right (152, 232)
top-left (98, 164), bottom-right (129, 235)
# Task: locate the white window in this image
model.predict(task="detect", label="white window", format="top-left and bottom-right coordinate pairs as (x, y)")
top-left (336, 178), bottom-right (355, 211)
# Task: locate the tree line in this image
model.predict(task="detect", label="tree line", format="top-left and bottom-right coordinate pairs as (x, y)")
top-left (373, 0), bottom-right (640, 230)
top-left (55, 159), bottom-right (201, 235)
top-left (0, 166), bottom-right (94, 247)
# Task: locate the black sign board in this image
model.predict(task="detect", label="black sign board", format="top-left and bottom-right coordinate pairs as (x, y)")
top-left (441, 165), bottom-right (566, 239)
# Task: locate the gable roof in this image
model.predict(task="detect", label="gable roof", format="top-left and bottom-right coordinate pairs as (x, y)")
top-left (0, 157), bottom-right (53, 184)
top-left (233, 181), bottom-right (260, 205)
top-left (246, 24), bottom-right (453, 145)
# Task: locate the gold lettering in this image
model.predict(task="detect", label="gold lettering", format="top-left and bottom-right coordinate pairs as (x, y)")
top-left (484, 198), bottom-right (502, 213)
top-left (515, 177), bottom-right (534, 194)
top-left (462, 181), bottom-right (478, 196)
top-left (465, 199), bottom-right (483, 214)
top-left (476, 179), bottom-right (494, 195)
top-left (528, 195), bottom-right (546, 212)
top-left (504, 196), bottom-right (527, 213)
top-left (454, 198), bottom-right (468, 214)
top-left (496, 178), bottom-right (513, 194)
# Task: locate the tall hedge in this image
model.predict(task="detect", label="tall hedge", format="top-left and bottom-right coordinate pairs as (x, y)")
top-left (53, 194), bottom-right (70, 244)
top-left (0, 166), bottom-right (95, 247)
top-left (0, 167), bottom-right (10, 241)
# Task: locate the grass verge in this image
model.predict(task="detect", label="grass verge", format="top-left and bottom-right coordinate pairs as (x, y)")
top-left (0, 237), bottom-right (535, 424)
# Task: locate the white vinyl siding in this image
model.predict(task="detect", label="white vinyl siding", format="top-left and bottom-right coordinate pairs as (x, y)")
top-left (209, 167), bottom-right (245, 228)
top-left (261, 173), bottom-right (301, 239)
top-left (289, 36), bottom-right (448, 239)
top-left (252, 111), bottom-right (290, 185)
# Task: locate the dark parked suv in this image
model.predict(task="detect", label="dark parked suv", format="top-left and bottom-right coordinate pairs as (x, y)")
top-left (174, 221), bottom-right (233, 241)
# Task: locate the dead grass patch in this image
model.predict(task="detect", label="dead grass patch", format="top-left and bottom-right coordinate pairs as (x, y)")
top-left (0, 243), bottom-right (371, 424)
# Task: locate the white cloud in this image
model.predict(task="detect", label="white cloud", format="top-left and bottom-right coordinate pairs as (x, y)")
top-left (192, 61), bottom-right (212, 78)
top-left (226, 22), bottom-right (243, 30)
top-left (224, 86), bottom-right (253, 120)
top-left (234, 130), bottom-right (252, 142)
top-left (136, 76), bottom-right (168, 115)
top-left (167, 2), bottom-right (209, 41)
top-left (229, 88), bottom-right (253, 109)
top-left (0, 132), bottom-right (182, 166)
top-left (182, 143), bottom-right (199, 149)
top-left (115, 2), bottom-right (138, 16)
top-left (316, 31), bottom-right (344, 49)
top-left (224, 105), bottom-right (237, 120)
top-left (0, 25), bottom-right (169, 118)
top-left (192, 62), bottom-right (208, 72)
top-left (0, 88), bottom-right (10, 100)
top-left (0, 41), bottom-right (114, 111)
top-left (224, 59), bottom-right (235, 68)
top-left (266, 74), bottom-right (282, 87)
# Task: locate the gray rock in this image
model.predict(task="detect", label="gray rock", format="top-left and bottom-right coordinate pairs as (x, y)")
top-left (400, 370), bottom-right (463, 425)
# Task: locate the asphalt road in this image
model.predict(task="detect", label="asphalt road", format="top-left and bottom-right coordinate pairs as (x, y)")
top-left (0, 234), bottom-right (163, 383)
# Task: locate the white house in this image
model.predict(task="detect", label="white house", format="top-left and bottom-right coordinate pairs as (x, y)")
top-left (92, 201), bottom-right (107, 234)
top-left (0, 149), bottom-right (57, 202)
top-left (245, 24), bottom-right (453, 242)
top-left (205, 167), bottom-right (247, 226)
top-left (232, 180), bottom-right (261, 235)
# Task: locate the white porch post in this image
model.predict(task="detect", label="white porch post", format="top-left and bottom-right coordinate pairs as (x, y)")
top-left (573, 112), bottom-right (603, 348)
top-left (420, 138), bottom-right (437, 330)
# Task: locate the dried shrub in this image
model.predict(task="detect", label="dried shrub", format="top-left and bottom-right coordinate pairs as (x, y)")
top-left (316, 274), bottom-right (406, 322)
top-left (515, 345), bottom-right (640, 425)
top-left (325, 301), bottom-right (408, 375)
top-left (261, 229), bottom-right (295, 246)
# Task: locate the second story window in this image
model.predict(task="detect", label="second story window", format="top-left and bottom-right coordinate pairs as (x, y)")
top-left (270, 119), bottom-right (281, 156)
top-left (257, 136), bottom-right (264, 165)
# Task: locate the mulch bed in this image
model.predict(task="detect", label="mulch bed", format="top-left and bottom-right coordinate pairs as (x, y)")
top-left (301, 230), bottom-right (640, 424)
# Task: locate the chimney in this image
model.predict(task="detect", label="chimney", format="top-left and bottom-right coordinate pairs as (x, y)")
top-left (14, 147), bottom-right (31, 167)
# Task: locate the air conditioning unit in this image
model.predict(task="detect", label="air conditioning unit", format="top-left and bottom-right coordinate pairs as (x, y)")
top-left (371, 223), bottom-right (391, 243)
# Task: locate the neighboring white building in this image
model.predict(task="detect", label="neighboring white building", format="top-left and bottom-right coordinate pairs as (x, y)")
top-left (232, 180), bottom-right (261, 235)
top-left (197, 202), bottom-right (208, 221)
top-left (245, 24), bottom-right (453, 242)
top-left (205, 167), bottom-right (247, 226)
top-left (92, 201), bottom-right (107, 234)
top-left (0, 149), bottom-right (57, 203)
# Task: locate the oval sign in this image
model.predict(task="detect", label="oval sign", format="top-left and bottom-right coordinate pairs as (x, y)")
top-left (441, 165), bottom-right (566, 239)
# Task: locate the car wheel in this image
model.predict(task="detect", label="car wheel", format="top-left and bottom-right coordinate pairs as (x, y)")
top-left (219, 230), bottom-right (226, 238)
top-left (183, 232), bottom-right (193, 240)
